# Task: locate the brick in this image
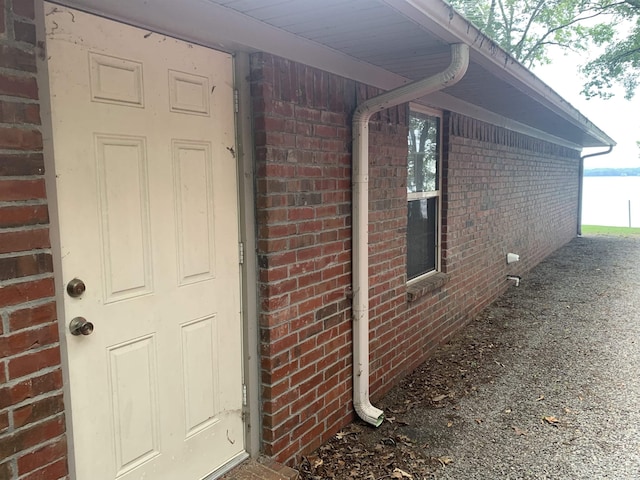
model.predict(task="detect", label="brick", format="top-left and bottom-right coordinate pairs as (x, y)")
top-left (0, 228), bottom-right (50, 254)
top-left (8, 345), bottom-right (61, 380)
top-left (0, 179), bottom-right (46, 201)
top-left (0, 462), bottom-right (13, 480)
top-left (0, 415), bottom-right (64, 460)
top-left (20, 457), bottom-right (68, 480)
top-left (0, 127), bottom-right (42, 150)
top-left (0, 45), bottom-right (36, 73)
top-left (13, 0), bottom-right (35, 19)
top-left (0, 370), bottom-right (63, 410)
top-left (17, 437), bottom-right (67, 476)
top-left (0, 410), bottom-right (8, 433)
top-left (0, 205), bottom-right (49, 228)
top-left (0, 253), bottom-right (52, 281)
top-left (0, 100), bottom-right (40, 124)
top-left (8, 302), bottom-right (57, 332)
top-left (0, 72), bottom-right (38, 98)
top-left (0, 0), bottom-right (5, 35)
top-left (0, 153), bottom-right (44, 176)
top-left (0, 323), bottom-right (59, 357)
top-left (13, 394), bottom-right (65, 429)
top-left (0, 277), bottom-right (55, 308)
top-left (14, 20), bottom-right (36, 45)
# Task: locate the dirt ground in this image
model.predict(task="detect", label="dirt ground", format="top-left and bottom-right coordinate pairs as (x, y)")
top-left (298, 234), bottom-right (640, 479)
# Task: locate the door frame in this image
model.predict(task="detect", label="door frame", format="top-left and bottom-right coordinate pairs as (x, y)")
top-left (35, 1), bottom-right (260, 476)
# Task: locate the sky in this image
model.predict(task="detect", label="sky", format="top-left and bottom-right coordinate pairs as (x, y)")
top-left (533, 53), bottom-right (640, 170)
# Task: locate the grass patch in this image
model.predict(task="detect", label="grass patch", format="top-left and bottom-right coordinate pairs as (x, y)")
top-left (582, 225), bottom-right (640, 235)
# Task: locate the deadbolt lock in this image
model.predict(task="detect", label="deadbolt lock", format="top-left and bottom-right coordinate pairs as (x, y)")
top-left (67, 278), bottom-right (86, 298)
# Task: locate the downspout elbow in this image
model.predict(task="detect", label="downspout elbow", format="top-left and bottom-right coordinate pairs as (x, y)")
top-left (352, 43), bottom-right (469, 124)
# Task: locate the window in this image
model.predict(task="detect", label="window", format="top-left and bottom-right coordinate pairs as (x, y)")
top-left (407, 108), bottom-right (441, 281)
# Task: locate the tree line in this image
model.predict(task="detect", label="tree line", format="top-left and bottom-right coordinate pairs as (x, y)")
top-left (448, 0), bottom-right (640, 100)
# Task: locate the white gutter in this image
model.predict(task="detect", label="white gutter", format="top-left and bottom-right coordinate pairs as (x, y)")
top-left (352, 43), bottom-right (470, 427)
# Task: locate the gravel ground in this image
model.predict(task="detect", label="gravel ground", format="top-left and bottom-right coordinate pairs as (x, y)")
top-left (299, 234), bottom-right (640, 479)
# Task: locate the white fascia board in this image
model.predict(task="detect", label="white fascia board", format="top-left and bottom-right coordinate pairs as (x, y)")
top-left (380, 0), bottom-right (615, 147)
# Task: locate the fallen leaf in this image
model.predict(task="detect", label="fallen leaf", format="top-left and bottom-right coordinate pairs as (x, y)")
top-left (447, 421), bottom-right (453, 428)
top-left (536, 395), bottom-right (545, 401)
top-left (432, 394), bottom-right (447, 402)
top-left (475, 418), bottom-right (483, 424)
top-left (564, 407), bottom-right (573, 414)
top-left (512, 426), bottom-right (527, 436)
top-left (544, 416), bottom-right (560, 425)
top-left (391, 467), bottom-right (413, 479)
top-left (307, 454), bottom-right (323, 469)
top-left (437, 456), bottom-right (454, 467)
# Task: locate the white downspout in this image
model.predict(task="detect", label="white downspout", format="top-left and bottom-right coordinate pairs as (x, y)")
top-left (352, 43), bottom-right (470, 427)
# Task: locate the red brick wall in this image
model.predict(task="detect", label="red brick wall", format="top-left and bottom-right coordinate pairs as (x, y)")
top-left (0, 1), bottom-right (68, 478)
top-left (370, 112), bottom-right (580, 393)
top-left (251, 53), bottom-right (580, 466)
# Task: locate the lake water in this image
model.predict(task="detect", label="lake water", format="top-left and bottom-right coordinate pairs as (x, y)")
top-left (582, 176), bottom-right (640, 227)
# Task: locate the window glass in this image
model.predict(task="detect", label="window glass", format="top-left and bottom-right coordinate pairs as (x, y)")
top-left (407, 109), bottom-right (441, 281)
top-left (408, 113), bottom-right (439, 194)
top-left (407, 197), bottom-right (437, 279)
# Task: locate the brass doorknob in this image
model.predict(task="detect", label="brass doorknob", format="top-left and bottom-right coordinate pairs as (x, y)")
top-left (69, 317), bottom-right (94, 336)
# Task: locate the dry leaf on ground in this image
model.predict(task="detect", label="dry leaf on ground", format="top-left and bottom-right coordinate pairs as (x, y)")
top-left (543, 416), bottom-right (560, 425)
top-left (392, 467), bottom-right (413, 478)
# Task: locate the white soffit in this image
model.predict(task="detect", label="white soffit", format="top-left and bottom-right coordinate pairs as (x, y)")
top-left (50, 0), bottom-right (614, 148)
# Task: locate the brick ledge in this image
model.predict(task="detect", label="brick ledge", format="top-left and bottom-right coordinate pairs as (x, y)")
top-left (407, 272), bottom-right (450, 302)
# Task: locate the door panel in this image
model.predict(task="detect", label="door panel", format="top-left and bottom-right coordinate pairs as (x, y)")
top-left (45, 3), bottom-right (244, 479)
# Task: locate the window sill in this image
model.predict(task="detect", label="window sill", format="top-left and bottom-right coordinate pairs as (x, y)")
top-left (407, 272), bottom-right (449, 302)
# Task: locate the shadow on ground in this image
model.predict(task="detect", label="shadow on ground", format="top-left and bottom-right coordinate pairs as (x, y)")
top-left (298, 235), bottom-right (640, 480)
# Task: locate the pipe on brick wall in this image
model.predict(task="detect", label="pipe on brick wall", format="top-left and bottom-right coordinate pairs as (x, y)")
top-left (351, 43), bottom-right (469, 427)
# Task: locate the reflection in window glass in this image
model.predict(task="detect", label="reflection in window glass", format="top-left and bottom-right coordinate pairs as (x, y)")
top-left (406, 109), bottom-right (441, 281)
top-left (407, 113), bottom-right (439, 194)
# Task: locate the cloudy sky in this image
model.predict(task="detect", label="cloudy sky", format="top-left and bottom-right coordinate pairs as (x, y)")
top-left (533, 52), bottom-right (640, 170)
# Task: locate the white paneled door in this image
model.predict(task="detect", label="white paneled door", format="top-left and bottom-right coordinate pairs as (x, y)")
top-left (45, 4), bottom-right (245, 479)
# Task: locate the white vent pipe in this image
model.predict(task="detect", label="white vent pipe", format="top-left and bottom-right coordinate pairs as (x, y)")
top-left (351, 43), bottom-right (469, 426)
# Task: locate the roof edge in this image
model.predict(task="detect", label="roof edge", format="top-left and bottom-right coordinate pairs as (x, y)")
top-left (380, 0), bottom-right (616, 147)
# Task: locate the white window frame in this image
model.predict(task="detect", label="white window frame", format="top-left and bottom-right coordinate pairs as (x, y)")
top-left (407, 104), bottom-right (443, 284)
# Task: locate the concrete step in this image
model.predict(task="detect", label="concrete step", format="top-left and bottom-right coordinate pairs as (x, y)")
top-left (220, 457), bottom-right (299, 480)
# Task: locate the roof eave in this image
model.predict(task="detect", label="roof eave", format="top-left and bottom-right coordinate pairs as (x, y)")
top-left (380, 0), bottom-right (616, 147)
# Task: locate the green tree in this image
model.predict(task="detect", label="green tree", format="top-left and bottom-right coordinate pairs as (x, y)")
top-left (449, 0), bottom-right (640, 99)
